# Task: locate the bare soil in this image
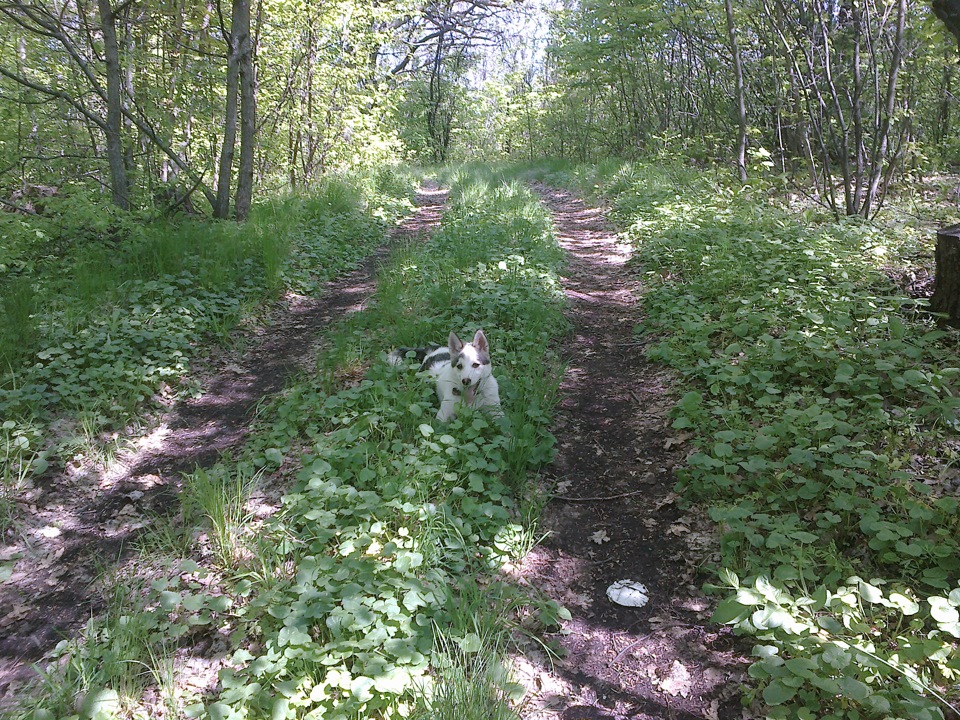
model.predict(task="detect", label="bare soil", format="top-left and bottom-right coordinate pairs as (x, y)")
top-left (0, 186), bottom-right (448, 704)
top-left (512, 186), bottom-right (749, 720)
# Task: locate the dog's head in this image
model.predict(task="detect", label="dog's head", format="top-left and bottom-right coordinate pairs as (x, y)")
top-left (448, 329), bottom-right (491, 389)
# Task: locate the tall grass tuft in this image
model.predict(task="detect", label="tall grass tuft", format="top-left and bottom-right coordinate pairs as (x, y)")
top-left (181, 466), bottom-right (259, 570)
top-left (410, 630), bottom-right (518, 720)
top-left (25, 579), bottom-right (160, 720)
top-left (0, 277), bottom-right (38, 369)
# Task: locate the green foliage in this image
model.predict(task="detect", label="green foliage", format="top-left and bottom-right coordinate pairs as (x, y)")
top-left (21, 559), bottom-right (237, 720)
top-left (586, 160), bottom-right (960, 717)
top-left (0, 419), bottom-right (48, 533)
top-left (259, 170), bottom-right (417, 296)
top-left (17, 168), bottom-right (569, 720)
top-left (0, 1), bottom-right (415, 208)
top-left (0, 168), bottom-right (414, 505)
top-left (184, 171), bottom-right (568, 719)
top-left (532, 0), bottom-right (948, 208)
top-left (714, 572), bottom-right (960, 720)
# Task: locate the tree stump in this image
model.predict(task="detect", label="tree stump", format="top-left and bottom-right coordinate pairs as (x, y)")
top-left (930, 223), bottom-right (960, 326)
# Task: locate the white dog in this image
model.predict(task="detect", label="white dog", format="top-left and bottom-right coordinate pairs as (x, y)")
top-left (388, 329), bottom-right (502, 421)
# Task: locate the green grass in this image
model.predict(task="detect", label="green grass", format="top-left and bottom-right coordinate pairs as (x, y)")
top-left (575, 159), bottom-right (960, 720)
top-left (0, 167), bottom-right (417, 505)
top-left (0, 419), bottom-right (47, 533)
top-left (200, 171), bottom-right (569, 719)
top-left (12, 167), bottom-right (570, 720)
top-left (23, 579), bottom-right (163, 720)
top-left (181, 465), bottom-right (261, 570)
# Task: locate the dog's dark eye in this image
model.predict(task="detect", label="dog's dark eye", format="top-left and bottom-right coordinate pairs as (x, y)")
top-left (472, 362), bottom-right (480, 368)
top-left (456, 363), bottom-right (463, 370)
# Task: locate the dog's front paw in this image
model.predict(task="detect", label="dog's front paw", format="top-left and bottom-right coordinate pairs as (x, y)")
top-left (436, 403), bottom-right (457, 422)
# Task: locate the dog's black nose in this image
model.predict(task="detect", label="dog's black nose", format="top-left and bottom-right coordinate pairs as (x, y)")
top-left (462, 378), bottom-right (471, 386)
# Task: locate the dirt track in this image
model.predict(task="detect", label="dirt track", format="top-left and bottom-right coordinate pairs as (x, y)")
top-left (513, 185), bottom-right (747, 720)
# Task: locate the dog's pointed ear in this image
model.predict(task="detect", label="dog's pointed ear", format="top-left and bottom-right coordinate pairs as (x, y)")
top-left (472, 329), bottom-right (488, 353)
top-left (448, 331), bottom-right (464, 354)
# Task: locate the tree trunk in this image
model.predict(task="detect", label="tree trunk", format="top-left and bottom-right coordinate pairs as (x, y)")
top-left (860, 0), bottom-right (906, 218)
top-left (235, 0), bottom-right (255, 220)
top-left (214, 0), bottom-right (244, 219)
top-left (724, 0), bottom-right (748, 182)
top-left (97, 0), bottom-right (129, 209)
top-left (931, 224), bottom-right (960, 325)
top-left (936, 55), bottom-right (955, 143)
top-left (427, 32), bottom-right (446, 162)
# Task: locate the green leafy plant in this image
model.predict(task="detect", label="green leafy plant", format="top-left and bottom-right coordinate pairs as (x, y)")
top-left (191, 170), bottom-right (569, 720)
top-left (580, 159), bottom-right (960, 717)
top-left (0, 419), bottom-right (48, 532)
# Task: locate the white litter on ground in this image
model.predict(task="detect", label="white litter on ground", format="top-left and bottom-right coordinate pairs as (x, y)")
top-left (606, 580), bottom-right (650, 607)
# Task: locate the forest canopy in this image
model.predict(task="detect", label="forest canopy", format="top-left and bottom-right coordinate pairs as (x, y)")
top-left (2, 0), bottom-right (958, 219)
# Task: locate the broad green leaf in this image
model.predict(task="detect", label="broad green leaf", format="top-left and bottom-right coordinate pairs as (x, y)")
top-left (350, 676), bottom-right (376, 703)
top-left (711, 597), bottom-right (750, 624)
top-left (889, 592), bottom-right (919, 615)
top-left (159, 590), bottom-right (182, 611)
top-left (857, 580), bottom-right (884, 604)
top-left (762, 679), bottom-right (796, 705)
top-left (373, 666), bottom-right (411, 694)
top-left (352, 607), bottom-right (376, 628)
top-left (784, 657), bottom-right (818, 678)
top-left (310, 459), bottom-right (333, 476)
top-left (278, 626), bottom-right (312, 647)
top-left (836, 675), bottom-right (870, 701)
top-left (205, 702), bottom-right (231, 720)
top-left (182, 594), bottom-right (206, 612)
top-left (271, 697), bottom-right (290, 720)
top-left (821, 643), bottom-right (853, 670)
top-left (751, 606), bottom-right (790, 630)
top-left (718, 567), bottom-right (740, 588)
top-left (929, 596), bottom-right (960, 623)
top-left (939, 621), bottom-right (960, 638)
top-left (395, 551), bottom-right (424, 573)
top-left (753, 434), bottom-right (777, 450)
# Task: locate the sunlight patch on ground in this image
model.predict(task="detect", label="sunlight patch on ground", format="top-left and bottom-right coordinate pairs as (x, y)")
top-left (509, 652), bottom-right (576, 720)
top-left (101, 425), bottom-right (171, 486)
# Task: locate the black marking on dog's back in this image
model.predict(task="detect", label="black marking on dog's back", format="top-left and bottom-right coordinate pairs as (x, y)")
top-left (392, 345), bottom-right (438, 365)
top-left (419, 349), bottom-right (449, 372)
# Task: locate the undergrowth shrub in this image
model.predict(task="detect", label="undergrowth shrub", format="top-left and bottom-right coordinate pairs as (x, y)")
top-left (163, 171), bottom-right (568, 719)
top-left (591, 161), bottom-right (960, 719)
top-left (0, 168), bottom-right (415, 431)
top-left (16, 167), bottom-right (568, 720)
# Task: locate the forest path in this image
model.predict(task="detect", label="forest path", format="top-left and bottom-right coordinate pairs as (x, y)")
top-left (0, 185), bottom-right (449, 702)
top-left (0, 181), bottom-right (751, 718)
top-left (513, 185), bottom-right (747, 720)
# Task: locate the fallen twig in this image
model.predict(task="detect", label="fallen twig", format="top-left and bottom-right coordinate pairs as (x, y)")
top-left (552, 488), bottom-right (649, 502)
